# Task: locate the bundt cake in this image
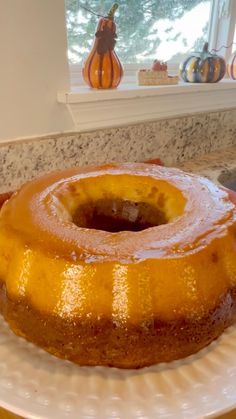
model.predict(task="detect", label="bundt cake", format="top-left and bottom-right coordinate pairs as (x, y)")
top-left (0, 163), bottom-right (236, 369)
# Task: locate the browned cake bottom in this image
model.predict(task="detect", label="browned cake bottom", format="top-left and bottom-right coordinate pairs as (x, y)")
top-left (0, 283), bottom-right (236, 369)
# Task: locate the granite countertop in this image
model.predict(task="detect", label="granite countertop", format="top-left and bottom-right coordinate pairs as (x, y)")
top-left (177, 145), bottom-right (236, 185)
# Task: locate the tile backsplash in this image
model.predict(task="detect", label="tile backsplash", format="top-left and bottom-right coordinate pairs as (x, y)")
top-left (1, 109), bottom-right (236, 193)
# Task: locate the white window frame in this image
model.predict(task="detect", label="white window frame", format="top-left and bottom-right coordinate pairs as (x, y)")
top-left (208, 0), bottom-right (236, 61)
top-left (69, 0), bottom-right (236, 88)
top-left (58, 0), bottom-right (236, 131)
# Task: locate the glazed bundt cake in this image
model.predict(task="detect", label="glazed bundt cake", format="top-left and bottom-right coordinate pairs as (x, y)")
top-left (0, 163), bottom-right (235, 368)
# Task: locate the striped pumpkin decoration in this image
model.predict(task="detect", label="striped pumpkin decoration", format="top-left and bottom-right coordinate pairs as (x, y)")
top-left (82, 3), bottom-right (123, 89)
top-left (227, 51), bottom-right (236, 79)
top-left (179, 43), bottom-right (226, 83)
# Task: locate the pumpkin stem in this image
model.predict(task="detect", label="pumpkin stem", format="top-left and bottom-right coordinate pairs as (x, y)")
top-left (107, 3), bottom-right (119, 19)
top-left (203, 42), bottom-right (209, 53)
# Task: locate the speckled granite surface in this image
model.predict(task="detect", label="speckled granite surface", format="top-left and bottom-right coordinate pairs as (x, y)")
top-left (178, 145), bottom-right (236, 184)
top-left (0, 108), bottom-right (236, 192)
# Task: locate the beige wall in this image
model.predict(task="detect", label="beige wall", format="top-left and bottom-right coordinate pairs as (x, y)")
top-left (0, 0), bottom-right (73, 141)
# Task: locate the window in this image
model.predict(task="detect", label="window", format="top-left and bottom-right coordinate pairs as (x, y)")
top-left (59, 1), bottom-right (236, 132)
top-left (65, 0), bottom-right (236, 86)
top-left (67, 0), bottom-right (211, 64)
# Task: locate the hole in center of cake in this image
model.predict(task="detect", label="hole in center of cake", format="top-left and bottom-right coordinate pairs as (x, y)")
top-left (72, 199), bottom-right (168, 232)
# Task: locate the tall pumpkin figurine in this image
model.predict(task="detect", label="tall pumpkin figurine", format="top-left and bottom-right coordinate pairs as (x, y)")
top-left (179, 42), bottom-right (226, 83)
top-left (82, 3), bottom-right (123, 89)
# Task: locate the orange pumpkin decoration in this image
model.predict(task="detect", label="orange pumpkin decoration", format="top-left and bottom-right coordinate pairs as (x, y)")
top-left (82, 3), bottom-right (123, 89)
top-left (227, 50), bottom-right (236, 80)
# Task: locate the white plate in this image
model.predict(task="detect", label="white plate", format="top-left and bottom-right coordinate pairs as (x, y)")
top-left (0, 318), bottom-right (236, 419)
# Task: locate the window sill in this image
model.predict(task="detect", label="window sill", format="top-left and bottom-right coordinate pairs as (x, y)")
top-left (57, 80), bottom-right (236, 131)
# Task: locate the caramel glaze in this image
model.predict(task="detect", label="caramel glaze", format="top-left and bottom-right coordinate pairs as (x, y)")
top-left (0, 163), bottom-right (236, 368)
top-left (0, 163), bottom-right (235, 262)
top-left (0, 192), bottom-right (13, 210)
